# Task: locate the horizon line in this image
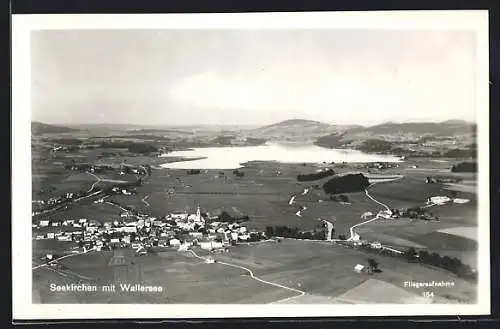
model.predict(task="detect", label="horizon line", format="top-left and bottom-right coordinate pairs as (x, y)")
top-left (32, 118), bottom-right (477, 128)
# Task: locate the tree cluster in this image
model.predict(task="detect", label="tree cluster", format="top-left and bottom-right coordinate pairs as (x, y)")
top-left (218, 211), bottom-right (250, 223)
top-left (451, 162), bottom-right (477, 173)
top-left (265, 226), bottom-right (326, 240)
top-left (357, 139), bottom-right (393, 153)
top-left (329, 194), bottom-right (350, 202)
top-left (233, 169), bottom-right (245, 177)
top-left (323, 173), bottom-right (370, 195)
top-left (404, 248), bottom-right (477, 282)
top-left (297, 169), bottom-right (335, 182)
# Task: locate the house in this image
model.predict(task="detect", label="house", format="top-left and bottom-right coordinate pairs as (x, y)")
top-left (428, 196), bottom-right (451, 205)
top-left (122, 226), bottom-right (137, 233)
top-left (453, 198), bottom-right (470, 204)
top-left (354, 264), bottom-right (365, 273)
top-left (57, 235), bottom-right (72, 241)
top-left (178, 243), bottom-right (191, 252)
top-left (370, 241), bottom-right (382, 249)
top-left (238, 234), bottom-right (250, 241)
top-left (171, 213), bottom-right (188, 220)
top-left (189, 232), bottom-right (203, 238)
top-left (39, 220), bottom-right (50, 227)
top-left (361, 212), bottom-right (373, 219)
top-left (199, 241), bottom-right (224, 251)
top-left (169, 238), bottom-right (181, 246)
top-left (51, 221), bottom-right (61, 227)
top-left (204, 257), bottom-right (216, 264)
top-left (46, 233), bottom-right (55, 239)
top-left (350, 233), bottom-right (361, 241)
top-left (377, 210), bottom-right (392, 219)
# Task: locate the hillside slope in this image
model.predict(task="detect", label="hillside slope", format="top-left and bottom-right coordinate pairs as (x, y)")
top-left (249, 119), bottom-right (360, 141)
top-left (31, 122), bottom-right (79, 135)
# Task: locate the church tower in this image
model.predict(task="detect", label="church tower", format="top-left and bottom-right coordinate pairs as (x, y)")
top-left (195, 204), bottom-right (202, 223)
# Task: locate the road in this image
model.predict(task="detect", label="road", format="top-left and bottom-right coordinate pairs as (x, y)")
top-left (86, 172), bottom-right (102, 193)
top-left (186, 249), bottom-right (306, 303)
top-left (141, 195), bottom-right (150, 207)
top-left (105, 201), bottom-right (129, 212)
top-left (347, 177), bottom-right (403, 240)
top-left (32, 250), bottom-right (90, 270)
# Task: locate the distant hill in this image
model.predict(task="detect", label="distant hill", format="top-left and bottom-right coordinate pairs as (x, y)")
top-left (249, 119), bottom-right (360, 141)
top-left (130, 128), bottom-right (193, 135)
top-left (347, 120), bottom-right (475, 136)
top-left (314, 120), bottom-right (477, 154)
top-left (31, 122), bottom-right (79, 135)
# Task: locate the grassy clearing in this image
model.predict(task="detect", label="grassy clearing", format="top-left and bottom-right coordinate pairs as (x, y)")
top-left (332, 279), bottom-right (431, 304)
top-left (437, 227), bottom-right (477, 241)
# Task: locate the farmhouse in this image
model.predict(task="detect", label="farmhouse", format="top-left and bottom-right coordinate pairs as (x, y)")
top-left (428, 196), bottom-right (451, 205)
top-left (377, 210), bottom-right (393, 219)
top-left (361, 212), bottom-right (373, 219)
top-left (39, 220), bottom-right (50, 227)
top-left (169, 238), bottom-right (181, 246)
top-left (199, 241), bottom-right (224, 251)
top-left (204, 257), bottom-right (216, 264)
top-left (354, 264), bottom-right (365, 273)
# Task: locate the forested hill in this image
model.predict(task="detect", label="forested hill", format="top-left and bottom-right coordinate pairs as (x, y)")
top-left (32, 122), bottom-right (79, 135)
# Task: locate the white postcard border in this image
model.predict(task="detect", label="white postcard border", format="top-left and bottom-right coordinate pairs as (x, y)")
top-left (12, 11), bottom-right (490, 319)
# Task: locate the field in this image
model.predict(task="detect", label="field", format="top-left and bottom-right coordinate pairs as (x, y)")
top-left (331, 279), bottom-right (432, 304)
top-left (34, 201), bottom-right (123, 224)
top-left (33, 248), bottom-right (296, 303)
top-left (33, 239), bottom-right (476, 304)
top-left (213, 240), bottom-right (476, 303)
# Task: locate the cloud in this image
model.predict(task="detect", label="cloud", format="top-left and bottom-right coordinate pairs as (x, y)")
top-left (167, 56), bottom-right (476, 124)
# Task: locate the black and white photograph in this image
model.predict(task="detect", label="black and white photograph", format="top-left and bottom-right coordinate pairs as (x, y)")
top-left (12, 11), bottom-right (490, 319)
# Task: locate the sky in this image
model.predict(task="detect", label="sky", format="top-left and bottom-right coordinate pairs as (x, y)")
top-left (31, 29), bottom-right (477, 126)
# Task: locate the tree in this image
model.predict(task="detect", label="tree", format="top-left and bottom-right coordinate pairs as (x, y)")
top-left (404, 247), bottom-right (417, 261)
top-left (367, 258), bottom-right (380, 273)
top-left (265, 226), bottom-right (275, 237)
top-left (218, 211), bottom-right (233, 222)
top-left (339, 195), bottom-right (349, 203)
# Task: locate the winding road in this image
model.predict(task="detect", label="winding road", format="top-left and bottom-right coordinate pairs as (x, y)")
top-left (141, 195), bottom-right (150, 207)
top-left (186, 249), bottom-right (306, 303)
top-left (86, 172), bottom-right (102, 193)
top-left (32, 250), bottom-right (90, 270)
top-left (347, 176), bottom-right (403, 240)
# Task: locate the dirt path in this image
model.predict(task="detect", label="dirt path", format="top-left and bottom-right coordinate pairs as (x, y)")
top-left (32, 250), bottom-right (90, 270)
top-left (86, 172), bottom-right (102, 193)
top-left (141, 195), bottom-right (150, 207)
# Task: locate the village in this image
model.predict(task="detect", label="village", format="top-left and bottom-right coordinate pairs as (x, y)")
top-left (33, 203), bottom-right (269, 263)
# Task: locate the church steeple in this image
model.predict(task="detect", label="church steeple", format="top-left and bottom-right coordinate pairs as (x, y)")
top-left (196, 204), bottom-right (201, 222)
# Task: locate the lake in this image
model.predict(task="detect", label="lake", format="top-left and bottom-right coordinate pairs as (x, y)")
top-left (160, 142), bottom-right (403, 169)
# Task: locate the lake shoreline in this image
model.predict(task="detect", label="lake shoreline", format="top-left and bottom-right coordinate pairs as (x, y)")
top-left (159, 142), bottom-right (404, 170)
